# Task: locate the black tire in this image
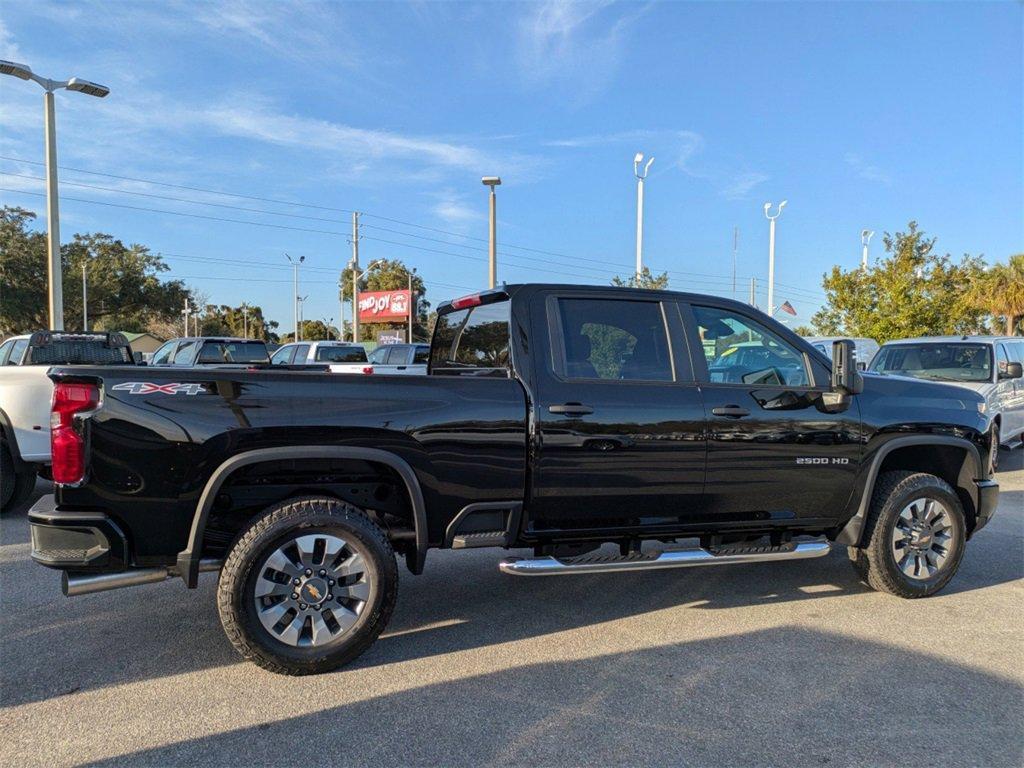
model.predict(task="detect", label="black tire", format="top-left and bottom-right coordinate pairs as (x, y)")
top-left (1, 446), bottom-right (35, 515)
top-left (850, 471), bottom-right (967, 598)
top-left (217, 496), bottom-right (398, 675)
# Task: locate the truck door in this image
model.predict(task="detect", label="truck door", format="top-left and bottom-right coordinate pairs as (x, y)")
top-left (530, 291), bottom-right (706, 533)
top-left (681, 301), bottom-right (861, 526)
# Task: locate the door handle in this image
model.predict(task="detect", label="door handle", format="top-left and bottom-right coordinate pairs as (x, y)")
top-left (396, 366), bottom-right (406, 370)
top-left (549, 403), bottom-right (594, 416)
top-left (712, 405), bottom-right (750, 418)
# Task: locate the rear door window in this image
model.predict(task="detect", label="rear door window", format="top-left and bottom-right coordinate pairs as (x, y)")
top-left (554, 298), bottom-right (673, 381)
top-left (315, 346), bottom-right (367, 363)
top-left (173, 341), bottom-right (198, 364)
top-left (385, 346), bottom-right (408, 365)
top-left (7, 339), bottom-right (28, 365)
top-left (0, 340), bottom-right (14, 365)
top-left (413, 345), bottom-right (430, 364)
top-left (430, 300), bottom-right (510, 377)
top-left (271, 346), bottom-right (295, 365)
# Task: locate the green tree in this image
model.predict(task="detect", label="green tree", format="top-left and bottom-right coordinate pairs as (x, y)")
top-left (612, 266), bottom-right (670, 289)
top-left (198, 304), bottom-right (279, 341)
top-left (339, 258), bottom-right (429, 342)
top-left (0, 206), bottom-right (192, 335)
top-left (811, 221), bottom-right (987, 343)
top-left (792, 324), bottom-right (816, 337)
top-left (280, 319), bottom-right (338, 343)
top-left (965, 254), bottom-right (1024, 336)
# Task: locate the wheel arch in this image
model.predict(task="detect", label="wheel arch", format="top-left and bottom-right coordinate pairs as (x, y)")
top-left (176, 446), bottom-right (428, 587)
top-left (0, 406), bottom-right (29, 470)
top-left (836, 436), bottom-right (984, 546)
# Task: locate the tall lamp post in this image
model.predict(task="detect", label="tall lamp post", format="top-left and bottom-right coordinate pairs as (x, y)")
top-left (763, 200), bottom-right (787, 316)
top-left (481, 177), bottom-right (501, 289)
top-left (633, 152), bottom-right (654, 283)
top-left (861, 229), bottom-right (874, 269)
top-left (285, 253), bottom-right (304, 341)
top-left (350, 259), bottom-right (385, 343)
top-left (1, 60), bottom-right (109, 330)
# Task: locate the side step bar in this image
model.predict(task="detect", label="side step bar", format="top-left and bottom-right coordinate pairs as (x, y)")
top-left (499, 539), bottom-right (831, 576)
top-left (63, 558), bottom-right (222, 597)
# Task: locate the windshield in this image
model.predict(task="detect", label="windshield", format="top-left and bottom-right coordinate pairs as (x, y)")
top-left (315, 346), bottom-right (367, 363)
top-left (870, 343), bottom-right (992, 382)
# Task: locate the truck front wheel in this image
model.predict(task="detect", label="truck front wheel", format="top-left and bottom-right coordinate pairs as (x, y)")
top-left (1, 445), bottom-right (35, 515)
top-left (217, 496), bottom-right (398, 675)
top-left (849, 471), bottom-right (967, 598)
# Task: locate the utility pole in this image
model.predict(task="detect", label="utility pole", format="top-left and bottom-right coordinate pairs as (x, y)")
top-left (182, 297), bottom-right (191, 337)
top-left (241, 304), bottom-right (249, 339)
top-left (482, 178), bottom-right (501, 289)
top-left (81, 262), bottom-right (88, 331)
top-left (351, 211), bottom-right (360, 343)
top-left (749, 277), bottom-right (757, 308)
top-left (763, 201), bottom-right (787, 316)
top-left (1, 61), bottom-right (109, 329)
top-left (298, 295), bottom-right (308, 339)
top-left (286, 253), bottom-right (304, 342)
top-left (633, 153), bottom-right (654, 282)
top-left (732, 227), bottom-right (739, 299)
top-left (861, 229), bottom-right (874, 269)
top-left (407, 269), bottom-right (414, 343)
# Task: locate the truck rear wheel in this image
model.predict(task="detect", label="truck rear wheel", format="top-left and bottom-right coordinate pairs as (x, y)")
top-left (1, 445), bottom-right (35, 515)
top-left (849, 471), bottom-right (966, 598)
top-left (217, 496), bottom-right (398, 675)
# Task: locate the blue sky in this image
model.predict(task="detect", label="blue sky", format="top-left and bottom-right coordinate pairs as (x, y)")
top-left (1, 1), bottom-right (1021, 332)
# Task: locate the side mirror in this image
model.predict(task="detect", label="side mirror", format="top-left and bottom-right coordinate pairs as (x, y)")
top-left (1001, 361), bottom-right (1023, 380)
top-left (831, 339), bottom-right (863, 395)
top-left (132, 351), bottom-right (146, 365)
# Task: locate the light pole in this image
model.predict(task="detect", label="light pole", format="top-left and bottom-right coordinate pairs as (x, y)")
top-left (241, 303), bottom-right (249, 339)
top-left (349, 259), bottom-right (385, 344)
top-left (1, 60), bottom-right (109, 330)
top-left (298, 295), bottom-right (308, 339)
top-left (763, 200), bottom-right (787, 316)
top-left (482, 177), bottom-right (501, 289)
top-left (407, 268), bottom-right (416, 343)
top-left (285, 253), bottom-right (304, 341)
top-left (81, 261), bottom-right (88, 331)
top-left (861, 229), bottom-right (874, 269)
top-left (633, 152), bottom-right (654, 283)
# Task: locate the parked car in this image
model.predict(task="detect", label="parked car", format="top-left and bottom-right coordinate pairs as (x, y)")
top-left (150, 337), bottom-right (270, 367)
top-left (806, 336), bottom-right (879, 369)
top-left (367, 343), bottom-right (430, 375)
top-left (271, 341), bottom-right (371, 374)
top-left (869, 336), bottom-right (1024, 454)
top-left (29, 284), bottom-right (999, 674)
top-left (0, 331), bottom-right (135, 513)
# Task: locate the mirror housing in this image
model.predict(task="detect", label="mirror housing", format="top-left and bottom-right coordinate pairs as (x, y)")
top-left (1001, 361), bottom-right (1023, 380)
top-left (831, 339), bottom-right (864, 395)
top-left (132, 351), bottom-right (147, 366)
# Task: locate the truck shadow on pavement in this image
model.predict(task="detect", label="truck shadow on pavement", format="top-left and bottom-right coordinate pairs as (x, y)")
top-left (2, 481), bottom-right (1021, 712)
top-left (85, 626), bottom-right (1023, 767)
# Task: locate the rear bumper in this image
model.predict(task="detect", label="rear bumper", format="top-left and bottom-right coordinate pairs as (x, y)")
top-left (28, 494), bottom-right (128, 570)
top-left (971, 479), bottom-right (999, 536)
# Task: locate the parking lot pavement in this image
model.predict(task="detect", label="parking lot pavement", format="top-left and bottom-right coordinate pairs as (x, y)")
top-left (1, 453), bottom-right (1021, 768)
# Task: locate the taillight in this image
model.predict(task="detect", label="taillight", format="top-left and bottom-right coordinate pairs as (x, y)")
top-left (361, 366), bottom-right (374, 375)
top-left (451, 294), bottom-right (482, 310)
top-left (51, 382), bottom-right (99, 485)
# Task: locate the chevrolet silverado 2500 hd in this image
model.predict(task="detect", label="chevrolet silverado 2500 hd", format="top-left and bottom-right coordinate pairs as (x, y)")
top-left (28, 285), bottom-right (999, 674)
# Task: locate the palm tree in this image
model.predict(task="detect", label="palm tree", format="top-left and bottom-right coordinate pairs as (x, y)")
top-left (967, 254), bottom-right (1024, 335)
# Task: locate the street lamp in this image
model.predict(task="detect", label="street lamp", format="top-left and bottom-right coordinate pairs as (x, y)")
top-left (633, 152), bottom-right (654, 283)
top-left (285, 253), bottom-right (305, 341)
top-left (481, 177), bottom-right (501, 289)
top-left (861, 229), bottom-right (874, 269)
top-left (350, 258), bottom-right (385, 343)
top-left (1, 60), bottom-right (109, 330)
top-left (763, 200), bottom-right (787, 316)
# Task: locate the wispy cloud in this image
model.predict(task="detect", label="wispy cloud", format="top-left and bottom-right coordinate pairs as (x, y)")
top-left (718, 171), bottom-right (769, 200)
top-left (0, 18), bottom-right (20, 60)
top-left (845, 153), bottom-right (893, 185)
top-left (430, 189), bottom-right (477, 227)
top-left (516, 1), bottom-right (648, 100)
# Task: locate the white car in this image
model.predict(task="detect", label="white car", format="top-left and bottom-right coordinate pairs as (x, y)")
top-left (0, 331), bottom-right (136, 513)
top-left (271, 341), bottom-right (371, 374)
top-left (366, 343), bottom-right (430, 375)
top-left (806, 336), bottom-right (880, 369)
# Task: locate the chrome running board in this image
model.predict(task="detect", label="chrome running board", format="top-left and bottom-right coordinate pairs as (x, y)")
top-left (63, 558), bottom-right (222, 596)
top-left (499, 539), bottom-right (831, 576)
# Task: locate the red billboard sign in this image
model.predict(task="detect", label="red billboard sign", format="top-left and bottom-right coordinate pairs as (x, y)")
top-left (357, 289), bottom-right (411, 322)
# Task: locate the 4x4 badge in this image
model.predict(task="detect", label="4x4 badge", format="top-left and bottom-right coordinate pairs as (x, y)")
top-left (112, 382), bottom-right (207, 395)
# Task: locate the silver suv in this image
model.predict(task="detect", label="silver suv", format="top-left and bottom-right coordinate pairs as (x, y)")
top-left (870, 336), bottom-right (1024, 453)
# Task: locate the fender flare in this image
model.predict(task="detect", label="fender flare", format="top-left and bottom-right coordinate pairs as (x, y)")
top-left (836, 435), bottom-right (983, 546)
top-left (176, 446), bottom-right (429, 587)
top-left (0, 407), bottom-right (29, 471)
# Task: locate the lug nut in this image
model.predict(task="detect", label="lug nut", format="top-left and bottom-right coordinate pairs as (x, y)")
top-left (293, 578), bottom-right (301, 586)
top-left (319, 569), bottom-right (327, 576)
top-left (292, 592), bottom-right (299, 600)
top-left (299, 603), bottom-right (308, 610)
top-left (327, 593), bottom-right (334, 601)
top-left (305, 569), bottom-right (312, 576)
top-left (328, 579), bottom-right (335, 586)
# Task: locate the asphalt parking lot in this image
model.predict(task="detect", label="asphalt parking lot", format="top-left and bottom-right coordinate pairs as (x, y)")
top-left (2, 452), bottom-right (1022, 768)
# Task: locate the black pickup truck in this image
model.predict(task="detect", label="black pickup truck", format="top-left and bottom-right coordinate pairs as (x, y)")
top-left (29, 284), bottom-right (1000, 674)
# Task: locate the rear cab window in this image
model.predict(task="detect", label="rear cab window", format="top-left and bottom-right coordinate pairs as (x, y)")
top-left (315, 346), bottom-right (367, 363)
top-left (430, 296), bottom-right (511, 377)
top-left (7, 338), bottom-right (28, 365)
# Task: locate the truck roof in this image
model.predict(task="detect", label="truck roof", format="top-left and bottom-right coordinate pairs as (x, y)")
top-left (882, 335), bottom-right (1021, 345)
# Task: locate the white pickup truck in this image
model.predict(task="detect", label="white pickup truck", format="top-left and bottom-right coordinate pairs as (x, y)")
top-left (271, 341), bottom-right (372, 374)
top-left (0, 331), bottom-right (136, 513)
top-left (366, 343), bottom-right (430, 375)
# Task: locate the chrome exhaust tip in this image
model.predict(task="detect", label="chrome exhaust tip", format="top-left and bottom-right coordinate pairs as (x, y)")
top-left (62, 559), bottom-right (222, 596)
